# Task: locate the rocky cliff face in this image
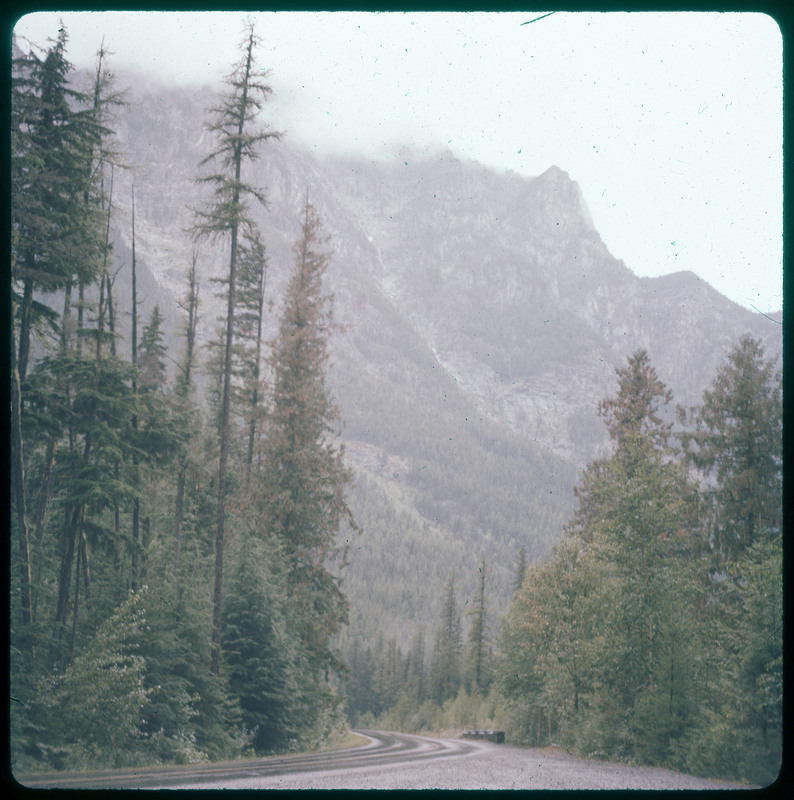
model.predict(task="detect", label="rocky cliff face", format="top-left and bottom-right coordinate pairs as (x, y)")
top-left (109, 69), bottom-right (783, 467)
top-left (104, 72), bottom-right (781, 635)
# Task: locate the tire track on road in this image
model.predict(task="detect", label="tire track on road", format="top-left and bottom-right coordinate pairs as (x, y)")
top-left (15, 730), bottom-right (477, 789)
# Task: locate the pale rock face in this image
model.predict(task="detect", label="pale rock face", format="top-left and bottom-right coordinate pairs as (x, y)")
top-left (110, 70), bottom-right (781, 469)
top-left (102, 70), bottom-right (781, 632)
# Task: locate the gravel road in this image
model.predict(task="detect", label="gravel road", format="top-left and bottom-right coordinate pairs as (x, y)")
top-left (170, 731), bottom-right (753, 790)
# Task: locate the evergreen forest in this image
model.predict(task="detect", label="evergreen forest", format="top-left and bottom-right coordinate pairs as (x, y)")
top-left (339, 343), bottom-right (782, 788)
top-left (9, 22), bottom-right (782, 788)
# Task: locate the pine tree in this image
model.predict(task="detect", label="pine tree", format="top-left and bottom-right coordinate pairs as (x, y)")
top-left (11, 27), bottom-right (105, 378)
top-left (137, 306), bottom-right (166, 393)
top-left (580, 355), bottom-right (693, 717)
top-left (344, 638), bottom-right (376, 725)
top-left (10, 27), bottom-right (111, 639)
top-left (599, 349), bottom-right (673, 457)
top-left (567, 349), bottom-right (677, 544)
top-left (372, 638), bottom-right (401, 716)
top-left (133, 584), bottom-right (207, 766)
top-left (134, 304), bottom-right (187, 482)
top-left (680, 334), bottom-right (782, 564)
top-left (52, 590), bottom-right (150, 769)
top-left (31, 347), bottom-right (141, 661)
top-left (222, 532), bottom-right (304, 753)
top-left (258, 199), bottom-right (360, 684)
top-left (500, 351), bottom-right (700, 758)
top-left (431, 573), bottom-right (462, 704)
top-left (464, 558), bottom-right (490, 694)
top-left (190, 20), bottom-right (279, 675)
top-left (676, 335), bottom-right (783, 784)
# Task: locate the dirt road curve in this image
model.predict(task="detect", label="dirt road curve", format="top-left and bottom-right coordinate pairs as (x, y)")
top-left (16, 729), bottom-right (752, 790)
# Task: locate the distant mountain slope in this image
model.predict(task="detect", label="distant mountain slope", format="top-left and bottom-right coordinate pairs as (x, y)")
top-left (105, 71), bottom-right (782, 644)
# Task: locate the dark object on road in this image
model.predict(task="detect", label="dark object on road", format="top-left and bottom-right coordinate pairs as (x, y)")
top-left (462, 729), bottom-right (505, 744)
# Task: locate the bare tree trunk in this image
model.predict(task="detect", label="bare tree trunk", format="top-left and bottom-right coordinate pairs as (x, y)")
top-left (173, 470), bottom-right (186, 584)
top-left (94, 165), bottom-right (113, 364)
top-left (212, 219), bottom-right (238, 674)
top-left (77, 280), bottom-right (85, 358)
top-left (69, 535), bottom-right (82, 660)
top-left (54, 428), bottom-right (90, 651)
top-left (173, 247), bottom-right (199, 586)
top-left (10, 322), bottom-right (33, 629)
top-left (80, 531), bottom-right (92, 605)
top-left (32, 438), bottom-right (57, 619)
top-left (109, 267), bottom-right (120, 545)
top-left (130, 186), bottom-right (140, 591)
top-left (54, 503), bottom-right (82, 646)
top-left (210, 34), bottom-right (256, 678)
top-left (245, 256), bottom-right (267, 477)
top-left (17, 275), bottom-right (34, 382)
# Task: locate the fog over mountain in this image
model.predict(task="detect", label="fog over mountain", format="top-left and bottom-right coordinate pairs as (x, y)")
top-left (105, 71), bottom-right (782, 643)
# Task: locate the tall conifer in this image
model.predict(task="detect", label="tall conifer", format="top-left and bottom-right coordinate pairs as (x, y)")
top-left (191, 20), bottom-right (279, 675)
top-left (431, 573), bottom-right (462, 704)
top-left (465, 558), bottom-right (490, 694)
top-left (259, 199), bottom-right (359, 683)
top-left (680, 334), bottom-right (782, 563)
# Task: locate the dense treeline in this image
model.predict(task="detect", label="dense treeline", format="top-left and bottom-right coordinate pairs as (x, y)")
top-left (9, 21), bottom-right (781, 789)
top-left (332, 369), bottom-right (578, 643)
top-left (499, 341), bottom-right (781, 786)
top-left (342, 562), bottom-right (502, 734)
top-left (339, 363), bottom-right (577, 557)
top-left (346, 339), bottom-right (780, 787)
top-left (10, 23), bottom-right (357, 770)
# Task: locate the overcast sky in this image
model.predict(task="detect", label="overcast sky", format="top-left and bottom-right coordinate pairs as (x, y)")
top-left (13, 10), bottom-right (783, 313)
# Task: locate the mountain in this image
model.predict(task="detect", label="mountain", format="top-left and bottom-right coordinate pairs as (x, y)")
top-left (102, 70), bottom-right (782, 646)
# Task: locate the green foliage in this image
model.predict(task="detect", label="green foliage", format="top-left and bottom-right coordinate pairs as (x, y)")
top-left (10, 24), bottom-right (781, 788)
top-left (134, 584), bottom-right (210, 765)
top-left (11, 28), bottom-right (105, 298)
top-left (342, 567), bottom-right (505, 738)
top-left (50, 591), bottom-right (151, 769)
top-left (366, 685), bottom-right (506, 739)
top-left (463, 559), bottom-right (491, 694)
top-left (257, 200), bottom-right (359, 683)
top-left (496, 344), bottom-right (782, 785)
top-left (498, 536), bottom-right (603, 746)
top-left (676, 536), bottom-right (782, 786)
top-left (138, 306), bottom-right (168, 392)
top-left (222, 531), bottom-right (308, 753)
top-left (190, 19), bottom-right (280, 677)
top-left (10, 23), bottom-right (355, 774)
top-left (431, 573), bottom-right (462, 704)
top-left (681, 334), bottom-right (782, 563)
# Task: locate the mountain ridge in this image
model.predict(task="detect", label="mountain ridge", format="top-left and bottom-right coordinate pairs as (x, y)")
top-left (101, 71), bottom-right (781, 641)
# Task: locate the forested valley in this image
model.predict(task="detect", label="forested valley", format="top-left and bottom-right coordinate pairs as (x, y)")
top-left (10, 21), bottom-right (782, 788)
top-left (345, 342), bottom-right (781, 788)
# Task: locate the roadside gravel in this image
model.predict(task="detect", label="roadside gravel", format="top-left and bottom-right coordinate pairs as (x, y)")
top-left (183, 738), bottom-right (754, 790)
